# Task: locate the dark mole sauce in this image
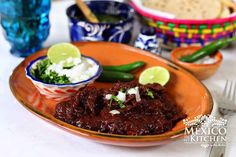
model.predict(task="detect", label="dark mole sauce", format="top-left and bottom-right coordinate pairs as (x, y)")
top-left (54, 81), bottom-right (186, 135)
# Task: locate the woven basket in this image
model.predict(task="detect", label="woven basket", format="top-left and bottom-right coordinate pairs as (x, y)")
top-left (130, 1), bottom-right (236, 47)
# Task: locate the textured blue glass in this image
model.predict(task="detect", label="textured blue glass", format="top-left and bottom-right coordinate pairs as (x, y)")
top-left (0, 0), bottom-right (51, 57)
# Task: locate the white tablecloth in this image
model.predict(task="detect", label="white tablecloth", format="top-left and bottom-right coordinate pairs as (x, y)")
top-left (1, 1), bottom-right (236, 157)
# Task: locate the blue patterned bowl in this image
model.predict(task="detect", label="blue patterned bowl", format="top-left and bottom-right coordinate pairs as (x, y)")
top-left (25, 55), bottom-right (103, 101)
top-left (66, 1), bottom-right (134, 44)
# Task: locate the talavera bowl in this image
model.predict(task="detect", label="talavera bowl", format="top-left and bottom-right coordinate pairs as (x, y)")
top-left (25, 55), bottom-right (102, 101)
top-left (66, 1), bottom-right (134, 43)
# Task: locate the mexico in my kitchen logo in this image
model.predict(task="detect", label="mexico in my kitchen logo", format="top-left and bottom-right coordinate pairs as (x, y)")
top-left (183, 115), bottom-right (227, 148)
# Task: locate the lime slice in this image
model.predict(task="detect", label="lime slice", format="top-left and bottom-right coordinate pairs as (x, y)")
top-left (139, 66), bottom-right (170, 86)
top-left (47, 43), bottom-right (81, 67)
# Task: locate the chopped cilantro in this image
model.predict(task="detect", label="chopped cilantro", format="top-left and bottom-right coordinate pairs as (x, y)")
top-left (30, 59), bottom-right (71, 84)
top-left (147, 89), bottom-right (154, 99)
top-left (109, 95), bottom-right (126, 109)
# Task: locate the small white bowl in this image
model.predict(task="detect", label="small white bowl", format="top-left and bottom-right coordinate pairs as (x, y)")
top-left (25, 55), bottom-right (102, 101)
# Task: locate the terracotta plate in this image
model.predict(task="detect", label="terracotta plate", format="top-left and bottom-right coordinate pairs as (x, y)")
top-left (9, 42), bottom-right (213, 147)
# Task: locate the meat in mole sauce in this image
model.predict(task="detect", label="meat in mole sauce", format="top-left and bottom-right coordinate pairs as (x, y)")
top-left (54, 81), bottom-right (186, 135)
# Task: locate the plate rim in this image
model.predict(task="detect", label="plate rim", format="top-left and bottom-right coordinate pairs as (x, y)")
top-left (9, 42), bottom-right (214, 142)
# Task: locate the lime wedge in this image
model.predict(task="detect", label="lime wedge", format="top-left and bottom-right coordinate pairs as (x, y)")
top-left (139, 66), bottom-right (170, 86)
top-left (47, 43), bottom-right (81, 67)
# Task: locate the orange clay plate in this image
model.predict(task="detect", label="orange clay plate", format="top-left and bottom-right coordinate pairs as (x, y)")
top-left (9, 42), bottom-right (213, 147)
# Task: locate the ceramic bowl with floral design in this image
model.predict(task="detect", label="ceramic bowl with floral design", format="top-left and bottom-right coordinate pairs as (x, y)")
top-left (25, 55), bottom-right (103, 101)
top-left (66, 1), bottom-right (134, 44)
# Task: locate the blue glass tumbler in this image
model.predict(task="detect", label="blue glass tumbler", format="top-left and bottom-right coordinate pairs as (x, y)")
top-left (0, 0), bottom-right (51, 57)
